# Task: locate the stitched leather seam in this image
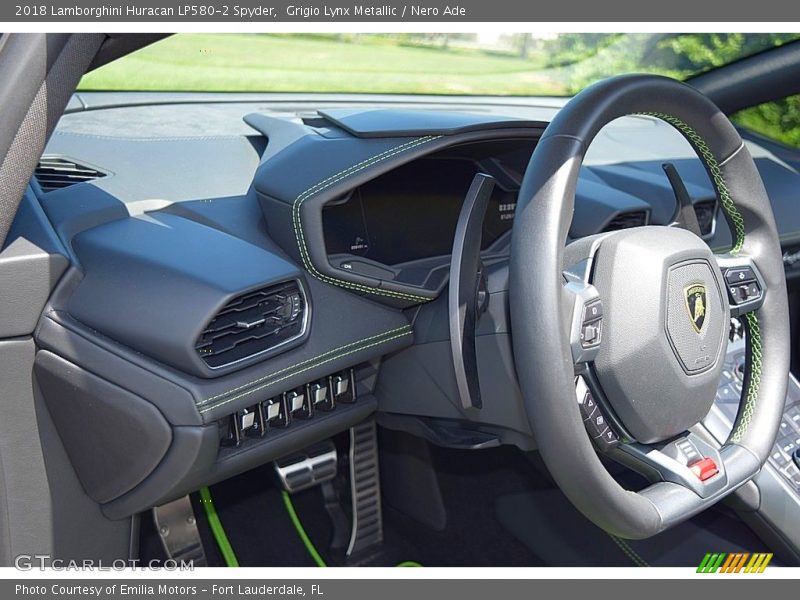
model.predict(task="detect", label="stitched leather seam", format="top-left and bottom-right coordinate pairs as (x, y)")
top-left (641, 112), bottom-right (761, 441)
top-left (198, 327), bottom-right (412, 414)
top-left (731, 313), bottom-right (762, 443)
top-left (639, 112), bottom-right (746, 254)
top-left (291, 136), bottom-right (442, 302)
top-left (196, 325), bottom-right (412, 410)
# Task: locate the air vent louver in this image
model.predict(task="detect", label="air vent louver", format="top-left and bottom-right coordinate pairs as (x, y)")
top-left (196, 281), bottom-right (306, 369)
top-left (602, 210), bottom-right (647, 232)
top-left (693, 199), bottom-right (717, 237)
top-left (35, 157), bottom-right (106, 192)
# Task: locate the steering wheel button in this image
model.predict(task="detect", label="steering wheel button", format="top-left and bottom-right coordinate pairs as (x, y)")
top-left (585, 413), bottom-right (608, 437)
top-left (593, 427), bottom-right (619, 451)
top-left (580, 322), bottom-right (601, 347)
top-left (724, 266), bottom-right (756, 285)
top-left (689, 457), bottom-right (719, 481)
top-left (577, 390), bottom-right (597, 413)
top-left (736, 284), bottom-right (751, 302)
top-left (675, 439), bottom-right (701, 464)
top-left (581, 402), bottom-right (597, 422)
top-left (582, 300), bottom-right (603, 323)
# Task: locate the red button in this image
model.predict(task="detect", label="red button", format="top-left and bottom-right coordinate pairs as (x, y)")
top-left (689, 457), bottom-right (719, 481)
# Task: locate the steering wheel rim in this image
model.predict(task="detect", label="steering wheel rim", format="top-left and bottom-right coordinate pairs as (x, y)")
top-left (509, 74), bottom-right (790, 539)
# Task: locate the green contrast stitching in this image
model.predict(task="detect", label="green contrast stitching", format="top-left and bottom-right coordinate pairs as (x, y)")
top-left (731, 312), bottom-right (763, 443)
top-left (642, 111), bottom-right (764, 442)
top-left (608, 534), bottom-right (649, 567)
top-left (197, 325), bottom-right (412, 407)
top-left (292, 136), bottom-right (442, 302)
top-left (638, 112), bottom-right (746, 255)
top-left (198, 326), bottom-right (413, 414)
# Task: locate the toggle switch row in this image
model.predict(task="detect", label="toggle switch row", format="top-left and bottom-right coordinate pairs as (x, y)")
top-left (220, 369), bottom-right (356, 448)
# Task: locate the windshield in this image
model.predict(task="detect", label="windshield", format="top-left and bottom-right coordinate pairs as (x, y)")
top-left (79, 33), bottom-right (800, 96)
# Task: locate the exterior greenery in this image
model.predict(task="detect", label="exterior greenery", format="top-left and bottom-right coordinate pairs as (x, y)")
top-left (79, 33), bottom-right (800, 146)
top-left (733, 96), bottom-right (800, 148)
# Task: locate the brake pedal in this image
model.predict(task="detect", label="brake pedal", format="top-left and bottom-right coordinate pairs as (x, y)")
top-left (274, 440), bottom-right (338, 493)
top-left (152, 495), bottom-right (208, 566)
top-left (272, 420), bottom-right (384, 565)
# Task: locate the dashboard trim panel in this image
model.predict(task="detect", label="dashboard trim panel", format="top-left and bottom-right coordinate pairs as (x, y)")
top-left (256, 126), bottom-right (546, 307)
top-left (196, 324), bottom-right (413, 414)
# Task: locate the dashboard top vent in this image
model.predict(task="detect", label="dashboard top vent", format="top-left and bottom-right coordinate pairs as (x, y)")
top-left (693, 199), bottom-right (717, 238)
top-left (602, 210), bottom-right (648, 232)
top-left (35, 156), bottom-right (106, 193)
top-left (196, 280), bottom-right (307, 369)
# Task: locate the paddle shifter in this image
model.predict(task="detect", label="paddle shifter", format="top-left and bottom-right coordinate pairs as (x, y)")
top-left (448, 173), bottom-right (495, 410)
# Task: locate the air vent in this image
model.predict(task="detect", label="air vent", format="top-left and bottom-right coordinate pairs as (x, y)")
top-left (602, 210), bottom-right (647, 232)
top-left (34, 156), bottom-right (106, 192)
top-left (196, 281), bottom-right (307, 369)
top-left (693, 199), bottom-right (717, 237)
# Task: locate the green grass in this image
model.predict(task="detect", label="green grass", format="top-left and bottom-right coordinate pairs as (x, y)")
top-left (78, 33), bottom-right (566, 95)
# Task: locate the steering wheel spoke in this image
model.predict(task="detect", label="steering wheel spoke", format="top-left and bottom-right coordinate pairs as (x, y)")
top-left (716, 253), bottom-right (766, 317)
top-left (613, 432), bottom-right (733, 498)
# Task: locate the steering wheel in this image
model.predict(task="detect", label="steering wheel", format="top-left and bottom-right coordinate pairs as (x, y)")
top-left (509, 74), bottom-right (790, 539)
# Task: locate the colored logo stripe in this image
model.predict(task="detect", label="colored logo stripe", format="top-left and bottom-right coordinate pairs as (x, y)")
top-left (744, 553), bottom-right (773, 573)
top-left (697, 553), bottom-right (772, 573)
top-left (697, 553), bottom-right (726, 573)
top-left (720, 553), bottom-right (750, 573)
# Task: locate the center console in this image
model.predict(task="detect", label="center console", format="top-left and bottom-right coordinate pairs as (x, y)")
top-left (705, 333), bottom-right (800, 559)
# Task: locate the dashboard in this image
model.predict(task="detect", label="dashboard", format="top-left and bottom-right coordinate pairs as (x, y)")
top-left (10, 91), bottom-right (800, 521)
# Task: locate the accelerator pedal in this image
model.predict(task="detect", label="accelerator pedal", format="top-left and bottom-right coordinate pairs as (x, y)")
top-left (346, 418), bottom-right (384, 562)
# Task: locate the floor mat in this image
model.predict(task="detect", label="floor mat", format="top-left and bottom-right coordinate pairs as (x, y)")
top-left (139, 466), bottom-right (328, 567)
top-left (139, 444), bottom-right (551, 567)
top-left (141, 442), bottom-right (777, 568)
top-left (496, 489), bottom-right (777, 567)
top-left (282, 443), bottom-right (548, 566)
top-left (200, 465), bottom-right (327, 567)
top-left (379, 445), bottom-right (548, 566)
